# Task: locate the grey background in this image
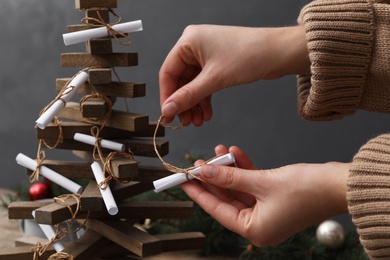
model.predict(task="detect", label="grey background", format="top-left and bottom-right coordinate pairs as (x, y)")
top-left (1, 0), bottom-right (390, 228)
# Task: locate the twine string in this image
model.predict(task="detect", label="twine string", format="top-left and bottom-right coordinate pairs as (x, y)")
top-left (29, 140), bottom-right (46, 183)
top-left (153, 116), bottom-right (211, 181)
top-left (82, 8), bottom-right (132, 46)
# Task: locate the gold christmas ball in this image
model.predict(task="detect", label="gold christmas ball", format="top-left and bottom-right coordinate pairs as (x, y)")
top-left (316, 220), bottom-right (345, 249)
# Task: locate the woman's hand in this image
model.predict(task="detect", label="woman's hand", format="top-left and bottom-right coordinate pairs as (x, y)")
top-left (181, 145), bottom-right (348, 246)
top-left (159, 25), bottom-right (309, 126)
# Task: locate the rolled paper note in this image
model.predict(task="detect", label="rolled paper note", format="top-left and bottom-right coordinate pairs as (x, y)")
top-left (35, 71), bottom-right (89, 129)
top-left (74, 133), bottom-right (125, 151)
top-left (91, 162), bottom-right (118, 215)
top-left (32, 211), bottom-right (65, 252)
top-left (63, 20), bottom-right (143, 46)
top-left (153, 153), bottom-right (236, 193)
top-left (16, 153), bottom-right (83, 194)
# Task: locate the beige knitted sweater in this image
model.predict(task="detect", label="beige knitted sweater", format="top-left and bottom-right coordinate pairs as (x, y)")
top-left (298, 0), bottom-right (390, 258)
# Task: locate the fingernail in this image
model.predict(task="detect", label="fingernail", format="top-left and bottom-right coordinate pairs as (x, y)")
top-left (162, 102), bottom-right (178, 118)
top-left (201, 165), bottom-right (217, 178)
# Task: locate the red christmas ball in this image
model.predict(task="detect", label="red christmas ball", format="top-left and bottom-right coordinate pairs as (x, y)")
top-left (29, 182), bottom-right (52, 201)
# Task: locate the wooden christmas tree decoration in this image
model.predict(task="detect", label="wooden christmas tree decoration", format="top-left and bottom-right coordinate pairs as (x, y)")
top-left (3, 0), bottom-right (206, 258)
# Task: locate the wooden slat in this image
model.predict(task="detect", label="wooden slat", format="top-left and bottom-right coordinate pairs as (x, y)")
top-left (62, 229), bottom-right (111, 259)
top-left (155, 232), bottom-right (206, 252)
top-left (86, 39), bottom-right (113, 54)
top-left (81, 98), bottom-right (108, 119)
top-left (133, 166), bottom-right (172, 182)
top-left (14, 236), bottom-right (50, 247)
top-left (0, 245), bottom-right (55, 260)
top-left (75, 0), bottom-right (117, 10)
top-left (81, 182), bottom-right (153, 212)
top-left (26, 163), bottom-right (172, 182)
top-left (88, 201), bottom-right (194, 220)
top-left (110, 157), bottom-right (139, 180)
top-left (34, 197), bottom-right (79, 224)
top-left (61, 53), bottom-right (138, 67)
top-left (43, 137), bottom-right (168, 158)
top-left (26, 160), bottom-right (92, 179)
top-left (80, 181), bottom-right (103, 211)
top-left (87, 220), bottom-right (161, 257)
top-left (112, 182), bottom-right (154, 201)
top-left (56, 79), bottom-right (146, 98)
top-left (27, 200), bottom-right (193, 225)
top-left (37, 121), bottom-right (164, 140)
top-left (58, 102), bottom-right (149, 132)
top-left (88, 68), bottom-right (112, 84)
top-left (8, 201), bottom-right (52, 219)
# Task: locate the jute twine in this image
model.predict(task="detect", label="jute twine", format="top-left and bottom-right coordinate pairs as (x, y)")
top-left (82, 8), bottom-right (132, 46)
top-left (31, 194), bottom-right (87, 260)
top-left (153, 116), bottom-right (216, 182)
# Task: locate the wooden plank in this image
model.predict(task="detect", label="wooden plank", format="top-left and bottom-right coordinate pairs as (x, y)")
top-left (112, 182), bottom-right (154, 201)
top-left (82, 182), bottom-right (153, 211)
top-left (88, 201), bottom-right (194, 220)
top-left (26, 160), bottom-right (92, 179)
top-left (0, 245), bottom-right (55, 260)
top-left (14, 236), bottom-right (50, 247)
top-left (81, 98), bottom-right (108, 119)
top-left (87, 220), bottom-right (161, 257)
top-left (58, 102), bottom-right (149, 132)
top-left (86, 39), bottom-right (113, 54)
top-left (61, 53), bottom-right (138, 67)
top-left (122, 138), bottom-right (169, 158)
top-left (80, 180), bottom-right (103, 211)
top-left (155, 232), bottom-right (206, 252)
top-left (62, 229), bottom-right (111, 260)
top-left (110, 157), bottom-right (139, 180)
top-left (56, 79), bottom-right (146, 98)
top-left (26, 163), bottom-right (172, 182)
top-left (88, 68), bottom-right (112, 84)
top-left (37, 121), bottom-right (164, 140)
top-left (133, 166), bottom-right (171, 183)
top-left (8, 201), bottom-right (52, 219)
top-left (44, 137), bottom-right (168, 158)
top-left (29, 201), bottom-right (193, 224)
top-left (34, 197), bottom-right (79, 224)
top-left (75, 0), bottom-right (117, 10)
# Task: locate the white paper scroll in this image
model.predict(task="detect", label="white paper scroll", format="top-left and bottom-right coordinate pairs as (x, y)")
top-left (32, 211), bottom-right (65, 252)
top-left (153, 153), bottom-right (236, 193)
top-left (74, 133), bottom-right (125, 151)
top-left (35, 71), bottom-right (89, 129)
top-left (91, 162), bottom-right (118, 215)
top-left (63, 20), bottom-right (143, 46)
top-left (16, 153), bottom-right (83, 194)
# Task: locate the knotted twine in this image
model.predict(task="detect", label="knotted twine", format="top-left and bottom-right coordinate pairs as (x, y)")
top-left (31, 194), bottom-right (87, 260)
top-left (153, 116), bottom-right (216, 182)
top-left (81, 8), bottom-right (132, 46)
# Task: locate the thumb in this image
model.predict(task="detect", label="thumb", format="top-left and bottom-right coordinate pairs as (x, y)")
top-left (200, 164), bottom-right (258, 193)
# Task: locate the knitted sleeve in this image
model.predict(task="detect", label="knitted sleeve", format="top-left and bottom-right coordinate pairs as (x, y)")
top-left (348, 134), bottom-right (390, 259)
top-left (297, 0), bottom-right (390, 121)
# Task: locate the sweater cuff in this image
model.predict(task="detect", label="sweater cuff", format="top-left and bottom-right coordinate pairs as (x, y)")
top-left (348, 134), bottom-right (390, 258)
top-left (297, 0), bottom-right (374, 121)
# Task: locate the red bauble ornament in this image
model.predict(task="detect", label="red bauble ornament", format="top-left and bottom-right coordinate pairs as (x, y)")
top-left (29, 182), bottom-right (52, 201)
